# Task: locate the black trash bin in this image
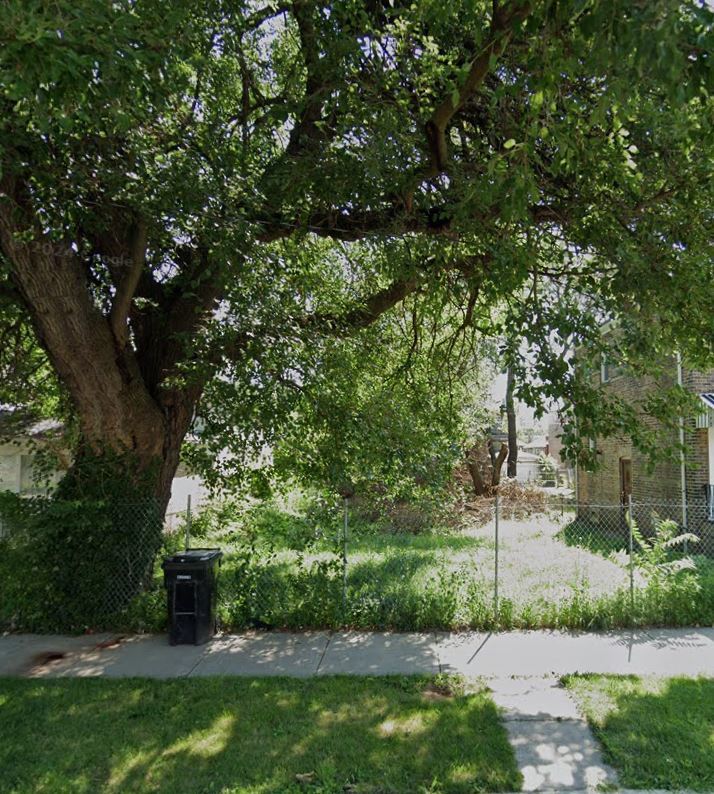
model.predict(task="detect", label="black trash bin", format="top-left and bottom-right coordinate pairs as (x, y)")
top-left (162, 548), bottom-right (223, 645)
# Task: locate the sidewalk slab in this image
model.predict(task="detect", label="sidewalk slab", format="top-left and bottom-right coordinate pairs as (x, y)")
top-left (436, 629), bottom-right (714, 677)
top-left (488, 677), bottom-right (618, 791)
top-left (26, 634), bottom-right (207, 679)
top-left (190, 631), bottom-right (329, 677)
top-left (0, 633), bottom-right (117, 677)
top-left (2, 628), bottom-right (714, 680)
top-left (626, 628), bottom-right (714, 675)
top-left (317, 631), bottom-right (439, 675)
top-left (489, 678), bottom-right (582, 721)
top-left (505, 718), bottom-right (618, 792)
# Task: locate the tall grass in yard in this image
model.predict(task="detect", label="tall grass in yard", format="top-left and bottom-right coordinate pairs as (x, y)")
top-left (4, 492), bottom-right (714, 633)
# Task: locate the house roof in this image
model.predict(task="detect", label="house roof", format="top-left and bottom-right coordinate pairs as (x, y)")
top-left (489, 430), bottom-right (509, 443)
top-left (0, 409), bottom-right (64, 442)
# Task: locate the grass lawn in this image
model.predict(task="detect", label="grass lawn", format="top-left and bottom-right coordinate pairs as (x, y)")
top-left (0, 675), bottom-right (520, 794)
top-left (563, 674), bottom-right (714, 792)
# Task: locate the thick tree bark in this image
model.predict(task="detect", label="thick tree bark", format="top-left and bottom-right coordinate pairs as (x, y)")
top-left (0, 179), bottom-right (208, 621)
top-left (505, 366), bottom-right (518, 478)
top-left (466, 445), bottom-right (489, 496)
top-left (0, 178), bottom-right (202, 514)
top-left (466, 440), bottom-right (508, 496)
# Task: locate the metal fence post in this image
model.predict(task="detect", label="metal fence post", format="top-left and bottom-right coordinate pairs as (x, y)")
top-left (185, 494), bottom-right (192, 551)
top-left (342, 497), bottom-right (349, 616)
top-left (494, 493), bottom-right (499, 627)
top-left (627, 494), bottom-right (634, 625)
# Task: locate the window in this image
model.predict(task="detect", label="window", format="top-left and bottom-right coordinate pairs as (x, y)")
top-left (19, 455), bottom-right (47, 495)
top-left (601, 354), bottom-right (625, 383)
top-left (696, 411), bottom-right (713, 429)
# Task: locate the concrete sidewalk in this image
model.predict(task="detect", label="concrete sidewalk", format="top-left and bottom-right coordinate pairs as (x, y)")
top-left (1, 627), bottom-right (712, 679)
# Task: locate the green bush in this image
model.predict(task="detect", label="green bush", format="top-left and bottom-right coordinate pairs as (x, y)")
top-left (0, 492), bottom-right (162, 632)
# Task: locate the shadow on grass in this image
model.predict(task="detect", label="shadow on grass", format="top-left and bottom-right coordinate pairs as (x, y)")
top-left (566, 676), bottom-right (714, 791)
top-left (557, 517), bottom-right (628, 558)
top-left (0, 676), bottom-right (520, 794)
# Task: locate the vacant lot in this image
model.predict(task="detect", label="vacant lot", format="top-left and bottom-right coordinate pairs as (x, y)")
top-left (130, 504), bottom-right (714, 633)
top-left (0, 676), bottom-right (520, 794)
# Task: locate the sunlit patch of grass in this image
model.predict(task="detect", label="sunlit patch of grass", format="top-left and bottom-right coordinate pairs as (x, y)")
top-left (0, 675), bottom-right (520, 794)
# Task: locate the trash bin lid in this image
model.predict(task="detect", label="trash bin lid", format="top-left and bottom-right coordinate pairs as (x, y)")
top-left (163, 548), bottom-right (223, 564)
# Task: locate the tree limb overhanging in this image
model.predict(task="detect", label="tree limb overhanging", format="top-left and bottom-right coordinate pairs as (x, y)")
top-left (109, 219), bottom-right (147, 348)
top-left (0, 0), bottom-right (710, 518)
top-left (422, 1), bottom-right (533, 178)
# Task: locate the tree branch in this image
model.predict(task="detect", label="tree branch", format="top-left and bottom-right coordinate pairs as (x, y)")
top-left (255, 198), bottom-right (566, 243)
top-left (286, 0), bottom-right (332, 158)
top-left (422, 1), bottom-right (532, 178)
top-left (301, 274), bottom-right (419, 336)
top-left (110, 219), bottom-right (147, 347)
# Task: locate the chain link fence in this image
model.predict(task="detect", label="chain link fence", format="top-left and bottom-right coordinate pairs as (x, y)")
top-left (175, 493), bottom-right (714, 632)
top-left (0, 498), bottom-right (164, 630)
top-left (2, 492), bottom-right (714, 631)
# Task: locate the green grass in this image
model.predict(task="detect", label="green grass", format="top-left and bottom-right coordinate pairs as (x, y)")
top-left (563, 674), bottom-right (714, 791)
top-left (199, 512), bottom-right (714, 633)
top-left (0, 676), bottom-right (520, 794)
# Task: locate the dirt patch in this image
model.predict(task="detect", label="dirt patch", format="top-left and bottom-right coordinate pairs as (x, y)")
top-left (422, 681), bottom-right (455, 701)
top-left (30, 651), bottom-right (67, 668)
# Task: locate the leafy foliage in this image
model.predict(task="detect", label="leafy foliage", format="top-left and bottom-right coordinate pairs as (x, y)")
top-left (0, 0), bottom-right (713, 502)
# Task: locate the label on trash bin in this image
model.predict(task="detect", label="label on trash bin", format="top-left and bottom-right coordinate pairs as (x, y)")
top-left (176, 575), bottom-right (192, 580)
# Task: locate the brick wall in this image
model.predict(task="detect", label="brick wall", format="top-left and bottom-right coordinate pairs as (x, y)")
top-left (577, 358), bottom-right (694, 506)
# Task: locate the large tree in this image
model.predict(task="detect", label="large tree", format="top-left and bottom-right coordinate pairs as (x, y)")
top-left (1, 0), bottom-right (713, 515)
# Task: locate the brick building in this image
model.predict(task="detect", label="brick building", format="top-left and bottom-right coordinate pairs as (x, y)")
top-left (576, 358), bottom-right (714, 527)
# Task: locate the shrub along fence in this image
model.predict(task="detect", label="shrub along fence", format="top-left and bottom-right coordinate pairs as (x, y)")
top-left (0, 495), bottom-right (164, 632)
top-left (1, 493), bottom-right (713, 633)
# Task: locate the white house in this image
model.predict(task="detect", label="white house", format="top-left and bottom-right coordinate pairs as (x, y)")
top-left (0, 414), bottom-right (66, 496)
top-left (0, 410), bottom-right (207, 518)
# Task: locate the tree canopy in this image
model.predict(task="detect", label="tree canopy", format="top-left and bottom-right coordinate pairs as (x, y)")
top-left (1, 0), bottom-right (713, 505)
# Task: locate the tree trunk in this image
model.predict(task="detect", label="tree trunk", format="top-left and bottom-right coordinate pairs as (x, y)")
top-left (0, 181), bottom-right (205, 624)
top-left (505, 366), bottom-right (518, 478)
top-left (489, 440), bottom-right (508, 488)
top-left (0, 178), bottom-right (203, 511)
top-left (465, 446), bottom-right (489, 496)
